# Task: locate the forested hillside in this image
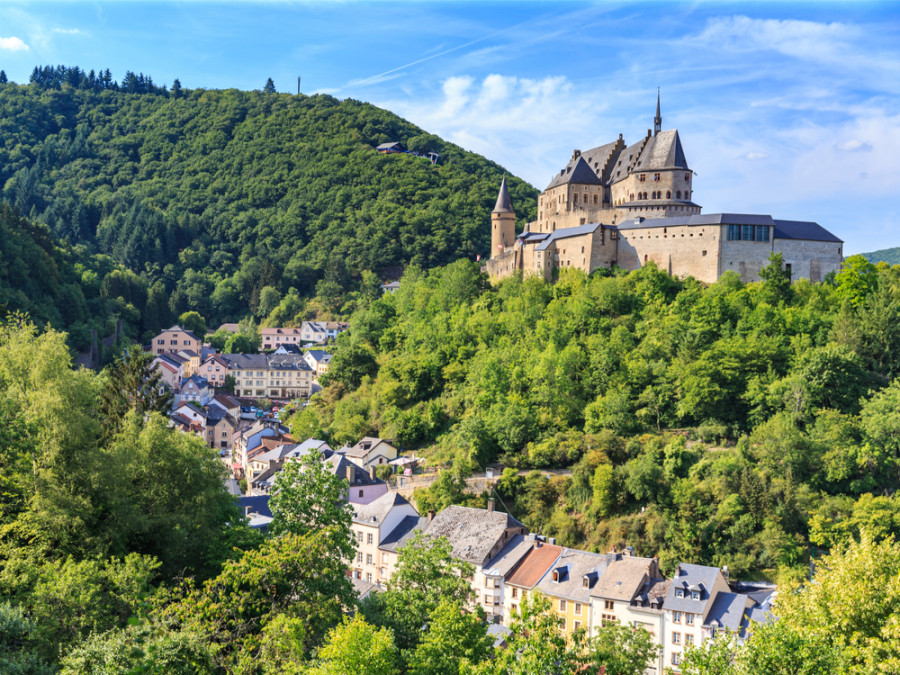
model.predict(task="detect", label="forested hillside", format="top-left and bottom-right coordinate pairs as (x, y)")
top-left (0, 67), bottom-right (537, 342)
top-left (862, 245), bottom-right (900, 266)
top-left (295, 254), bottom-right (900, 582)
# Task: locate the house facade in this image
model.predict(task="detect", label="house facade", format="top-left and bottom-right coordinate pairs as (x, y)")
top-left (152, 325), bottom-right (201, 356)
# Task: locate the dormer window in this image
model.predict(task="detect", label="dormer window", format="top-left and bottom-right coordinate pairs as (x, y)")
top-left (553, 570), bottom-right (560, 582)
top-left (582, 577), bottom-right (589, 588)
top-left (691, 590), bottom-right (701, 601)
top-left (675, 588), bottom-right (685, 598)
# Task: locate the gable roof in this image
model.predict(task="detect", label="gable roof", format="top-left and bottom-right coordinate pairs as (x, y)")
top-left (352, 492), bottom-right (414, 526)
top-left (379, 515), bottom-right (427, 553)
top-left (345, 437), bottom-right (395, 458)
top-left (504, 540), bottom-right (563, 588)
top-left (161, 325), bottom-right (200, 341)
top-left (590, 556), bottom-right (656, 601)
top-left (483, 534), bottom-right (537, 577)
top-left (546, 154), bottom-right (605, 189)
top-left (535, 222), bottom-right (604, 251)
top-left (536, 548), bottom-right (617, 603)
top-left (424, 505), bottom-right (525, 565)
top-left (665, 563), bottom-right (723, 613)
top-left (325, 454), bottom-right (382, 486)
top-left (774, 219), bottom-right (843, 243)
top-left (632, 129), bottom-right (689, 171)
top-left (705, 591), bottom-right (752, 632)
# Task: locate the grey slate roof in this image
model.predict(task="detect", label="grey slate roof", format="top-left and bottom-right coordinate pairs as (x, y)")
top-left (535, 548), bottom-right (617, 604)
top-left (632, 129), bottom-right (689, 171)
top-left (379, 514), bottom-right (427, 552)
top-left (705, 591), bottom-right (751, 632)
top-left (665, 563), bottom-right (723, 614)
top-left (493, 176), bottom-right (514, 214)
top-left (424, 505), bottom-right (525, 565)
top-left (325, 454), bottom-right (382, 486)
top-left (774, 219), bottom-right (843, 243)
top-left (546, 155), bottom-right (605, 189)
top-left (351, 576), bottom-right (378, 599)
top-left (352, 491), bottom-right (412, 526)
top-left (345, 437), bottom-right (395, 459)
top-left (617, 213), bottom-right (776, 230)
top-left (610, 137), bottom-right (650, 182)
top-left (578, 140), bottom-right (625, 182)
top-left (483, 534), bottom-right (537, 577)
top-left (535, 222), bottom-right (604, 251)
top-left (221, 353), bottom-right (269, 370)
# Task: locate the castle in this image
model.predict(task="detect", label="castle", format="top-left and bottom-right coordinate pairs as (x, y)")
top-left (485, 95), bottom-right (844, 285)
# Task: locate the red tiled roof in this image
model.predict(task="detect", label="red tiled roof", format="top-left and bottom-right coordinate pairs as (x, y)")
top-left (506, 543), bottom-right (563, 588)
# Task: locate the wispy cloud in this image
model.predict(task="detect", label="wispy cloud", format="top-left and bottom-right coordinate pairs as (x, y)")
top-left (53, 28), bottom-right (85, 36)
top-left (0, 36), bottom-right (29, 52)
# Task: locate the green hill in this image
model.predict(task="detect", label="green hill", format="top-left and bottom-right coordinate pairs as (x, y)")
top-left (0, 67), bottom-right (537, 335)
top-left (861, 247), bottom-right (900, 266)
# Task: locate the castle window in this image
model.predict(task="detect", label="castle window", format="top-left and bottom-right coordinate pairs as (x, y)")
top-left (756, 226), bottom-right (770, 242)
top-left (666, 191), bottom-right (671, 199)
top-left (654, 173), bottom-right (660, 181)
top-left (573, 194), bottom-right (578, 204)
top-left (676, 190), bottom-right (681, 199)
top-left (685, 173), bottom-right (691, 181)
top-left (639, 174), bottom-right (646, 182)
top-left (593, 194), bottom-right (598, 204)
top-left (742, 225), bottom-right (754, 241)
top-left (644, 254), bottom-right (648, 262)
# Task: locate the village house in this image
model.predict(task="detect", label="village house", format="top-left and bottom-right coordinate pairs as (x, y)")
top-left (200, 354), bottom-right (230, 388)
top-left (303, 349), bottom-right (332, 377)
top-left (260, 326), bottom-right (304, 351)
top-left (351, 492), bottom-right (419, 585)
top-left (204, 407), bottom-right (236, 450)
top-left (341, 436), bottom-right (398, 469)
top-left (326, 454), bottom-right (390, 505)
top-left (536, 548), bottom-right (618, 638)
top-left (221, 353), bottom-right (313, 399)
top-left (299, 320), bottom-right (349, 344)
top-left (501, 537), bottom-right (564, 624)
top-left (480, 533), bottom-right (550, 624)
top-left (152, 325), bottom-right (201, 356)
top-left (175, 374), bottom-right (211, 406)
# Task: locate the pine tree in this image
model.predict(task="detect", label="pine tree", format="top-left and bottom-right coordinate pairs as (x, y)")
top-left (263, 77), bottom-right (276, 94)
top-left (98, 345), bottom-right (172, 444)
top-left (0, 71), bottom-right (7, 84)
top-left (171, 78), bottom-right (182, 99)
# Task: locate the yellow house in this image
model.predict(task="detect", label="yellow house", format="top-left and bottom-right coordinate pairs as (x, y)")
top-left (535, 548), bottom-right (617, 638)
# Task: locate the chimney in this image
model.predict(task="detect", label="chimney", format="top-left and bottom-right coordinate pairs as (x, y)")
top-left (244, 506), bottom-right (255, 517)
top-left (487, 497), bottom-right (495, 513)
top-left (369, 465), bottom-right (376, 481)
top-left (427, 509), bottom-right (435, 523)
top-left (346, 466), bottom-right (354, 483)
top-left (722, 565), bottom-right (729, 581)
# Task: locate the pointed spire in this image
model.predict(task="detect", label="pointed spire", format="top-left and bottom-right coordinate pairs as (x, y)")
top-left (654, 88), bottom-right (662, 136)
top-left (492, 176), bottom-right (514, 214)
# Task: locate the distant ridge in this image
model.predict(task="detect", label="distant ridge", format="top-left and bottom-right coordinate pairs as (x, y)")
top-left (861, 247), bottom-right (900, 266)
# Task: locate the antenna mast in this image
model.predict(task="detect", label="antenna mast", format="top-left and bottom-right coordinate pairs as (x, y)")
top-left (297, 76), bottom-right (301, 95)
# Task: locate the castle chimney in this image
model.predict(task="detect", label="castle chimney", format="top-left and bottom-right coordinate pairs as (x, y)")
top-left (487, 497), bottom-right (495, 513)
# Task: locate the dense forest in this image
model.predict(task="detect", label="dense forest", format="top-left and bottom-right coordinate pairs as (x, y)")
top-left (862, 245), bottom-right (900, 266)
top-left (291, 254), bottom-right (900, 584)
top-left (0, 66), bottom-right (537, 348)
top-left (2, 313), bottom-right (899, 673)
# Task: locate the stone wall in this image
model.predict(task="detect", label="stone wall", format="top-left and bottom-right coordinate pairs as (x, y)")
top-left (617, 223), bottom-right (722, 282)
top-left (774, 239), bottom-right (844, 283)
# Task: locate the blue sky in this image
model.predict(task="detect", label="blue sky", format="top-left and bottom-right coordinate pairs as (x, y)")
top-left (1, 2), bottom-right (898, 254)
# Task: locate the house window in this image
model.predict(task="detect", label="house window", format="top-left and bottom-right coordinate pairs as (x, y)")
top-left (357, 531), bottom-right (363, 542)
top-left (559, 599), bottom-right (567, 612)
top-left (742, 224), bottom-right (755, 241)
top-left (157, 339), bottom-right (164, 345)
top-left (356, 552), bottom-right (362, 563)
top-left (358, 490), bottom-right (364, 498)
top-left (756, 225), bottom-right (770, 242)
top-left (367, 533), bottom-right (373, 545)
top-left (686, 634), bottom-right (694, 646)
top-left (691, 590), bottom-right (701, 601)
top-left (673, 611), bottom-right (682, 623)
top-left (574, 603), bottom-right (582, 615)
top-left (366, 554), bottom-right (373, 565)
top-left (366, 573), bottom-right (372, 583)
top-left (574, 620), bottom-right (582, 630)
top-left (601, 613), bottom-right (616, 626)
top-left (484, 594), bottom-right (492, 604)
top-left (512, 587), bottom-right (518, 599)
top-left (604, 600), bottom-right (614, 610)
top-left (639, 174), bottom-right (646, 182)
top-left (686, 613), bottom-right (694, 626)
top-left (673, 631), bottom-right (681, 645)
top-left (672, 652), bottom-right (681, 666)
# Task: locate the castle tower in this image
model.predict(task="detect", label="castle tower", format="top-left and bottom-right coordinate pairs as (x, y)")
top-left (491, 176), bottom-right (516, 257)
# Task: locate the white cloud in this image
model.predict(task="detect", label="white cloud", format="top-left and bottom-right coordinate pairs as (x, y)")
top-left (53, 28), bottom-right (84, 35)
top-left (745, 152), bottom-right (769, 160)
top-left (376, 74), bottom-right (606, 187)
top-left (836, 139), bottom-right (873, 152)
top-left (0, 36), bottom-right (29, 52)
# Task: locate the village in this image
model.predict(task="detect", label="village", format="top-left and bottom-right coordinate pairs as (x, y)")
top-left (149, 317), bottom-right (777, 674)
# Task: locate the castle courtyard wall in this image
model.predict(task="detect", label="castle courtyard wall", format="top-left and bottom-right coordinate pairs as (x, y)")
top-left (617, 224), bottom-right (721, 283)
top-left (773, 239), bottom-right (843, 283)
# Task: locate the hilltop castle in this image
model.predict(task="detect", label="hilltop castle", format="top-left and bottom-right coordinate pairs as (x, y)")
top-left (485, 95), bottom-right (844, 284)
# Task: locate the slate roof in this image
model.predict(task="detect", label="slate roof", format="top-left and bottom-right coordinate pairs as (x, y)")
top-left (665, 563), bottom-right (723, 614)
top-left (351, 576), bottom-right (378, 599)
top-left (577, 140), bottom-right (625, 182)
top-left (239, 495), bottom-right (273, 519)
top-left (345, 437), bottom-right (395, 458)
top-left (352, 492), bottom-right (413, 526)
top-left (590, 556), bottom-right (657, 602)
top-left (633, 577), bottom-right (671, 610)
top-left (379, 514), bottom-right (427, 553)
top-left (546, 155), bottom-right (605, 189)
top-left (325, 454), bottom-right (382, 486)
top-left (536, 548), bottom-right (616, 604)
top-left (534, 222), bottom-right (604, 251)
top-left (424, 505), bottom-right (525, 565)
top-left (221, 353), bottom-right (269, 370)
top-left (483, 534), bottom-right (537, 578)
top-left (305, 349), bottom-right (332, 363)
top-left (705, 592), bottom-right (752, 632)
top-left (274, 344), bottom-right (303, 354)
top-left (632, 129), bottom-right (689, 171)
top-left (493, 176), bottom-right (514, 214)
top-left (162, 325), bottom-right (200, 341)
top-left (610, 137), bottom-right (651, 183)
top-left (505, 541), bottom-right (564, 589)
top-left (774, 219), bottom-right (843, 243)
top-left (267, 354), bottom-right (313, 371)
top-left (616, 213), bottom-right (776, 230)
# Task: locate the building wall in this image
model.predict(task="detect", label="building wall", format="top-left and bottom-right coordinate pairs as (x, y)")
top-left (546, 591), bottom-right (591, 637)
top-left (590, 600), bottom-right (665, 674)
top-left (152, 330), bottom-right (199, 356)
top-left (617, 223), bottom-right (721, 283)
top-left (774, 239), bottom-right (844, 283)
